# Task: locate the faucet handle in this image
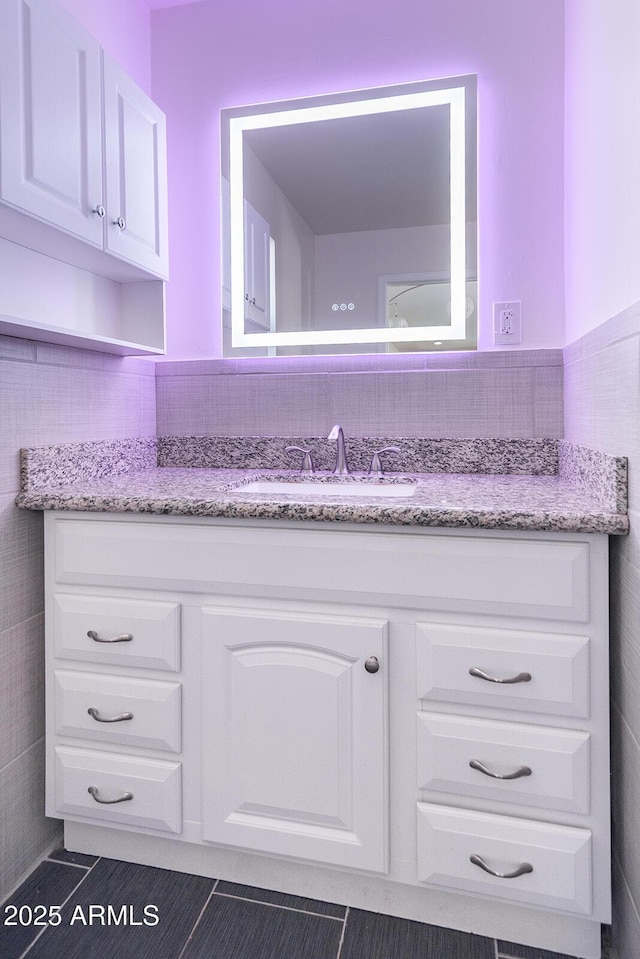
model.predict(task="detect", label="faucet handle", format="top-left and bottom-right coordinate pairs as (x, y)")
top-left (369, 446), bottom-right (401, 477)
top-left (286, 446), bottom-right (315, 474)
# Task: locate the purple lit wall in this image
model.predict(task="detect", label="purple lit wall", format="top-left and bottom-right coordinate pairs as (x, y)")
top-left (59, 0), bottom-right (152, 93)
top-left (564, 0), bottom-right (640, 342)
top-left (150, 0), bottom-right (565, 360)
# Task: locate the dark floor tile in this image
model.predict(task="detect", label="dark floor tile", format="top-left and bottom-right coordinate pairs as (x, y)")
top-left (181, 892), bottom-right (343, 959)
top-left (214, 880), bottom-right (346, 918)
top-left (0, 860), bottom-right (90, 959)
top-left (23, 858), bottom-right (214, 959)
top-left (47, 847), bottom-right (99, 868)
top-left (497, 943), bottom-right (584, 959)
top-left (340, 909), bottom-right (495, 959)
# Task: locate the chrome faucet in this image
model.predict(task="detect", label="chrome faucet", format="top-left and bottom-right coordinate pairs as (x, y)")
top-left (327, 424), bottom-right (350, 475)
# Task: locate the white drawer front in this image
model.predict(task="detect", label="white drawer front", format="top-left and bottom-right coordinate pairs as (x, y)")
top-left (417, 712), bottom-right (590, 814)
top-left (52, 519), bottom-right (589, 620)
top-left (54, 671), bottom-right (182, 752)
top-left (54, 594), bottom-right (180, 671)
top-left (417, 803), bottom-right (593, 916)
top-left (417, 623), bottom-right (590, 718)
top-left (54, 746), bottom-right (181, 833)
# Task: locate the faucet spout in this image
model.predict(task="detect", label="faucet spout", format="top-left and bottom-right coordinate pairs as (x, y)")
top-left (328, 424), bottom-right (350, 475)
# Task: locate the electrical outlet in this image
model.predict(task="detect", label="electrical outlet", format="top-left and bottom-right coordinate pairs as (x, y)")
top-left (493, 301), bottom-right (522, 345)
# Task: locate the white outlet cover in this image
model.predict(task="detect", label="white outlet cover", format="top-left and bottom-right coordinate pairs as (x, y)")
top-left (493, 301), bottom-right (522, 345)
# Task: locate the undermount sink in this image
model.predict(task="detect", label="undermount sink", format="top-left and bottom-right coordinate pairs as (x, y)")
top-left (238, 480), bottom-right (417, 498)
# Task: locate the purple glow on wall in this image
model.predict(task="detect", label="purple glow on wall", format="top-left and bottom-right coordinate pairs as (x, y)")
top-left (150, 0), bottom-right (565, 361)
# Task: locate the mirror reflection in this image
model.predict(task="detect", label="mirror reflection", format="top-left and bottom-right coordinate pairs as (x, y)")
top-left (221, 75), bottom-right (477, 356)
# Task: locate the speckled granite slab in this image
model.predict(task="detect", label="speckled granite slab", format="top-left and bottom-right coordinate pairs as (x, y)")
top-left (15, 435), bottom-right (629, 535)
top-left (157, 436), bottom-right (559, 475)
top-left (19, 437), bottom-right (157, 492)
top-left (558, 440), bottom-right (627, 513)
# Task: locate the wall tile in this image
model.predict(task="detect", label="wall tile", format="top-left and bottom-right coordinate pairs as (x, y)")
top-left (0, 615), bottom-right (45, 769)
top-left (609, 525), bottom-right (640, 746)
top-left (327, 368), bottom-right (537, 437)
top-left (610, 704), bottom-right (640, 922)
top-left (612, 855), bottom-right (640, 959)
top-left (0, 359), bottom-right (157, 493)
top-left (156, 362), bottom-right (564, 440)
top-left (563, 337), bottom-right (640, 459)
top-left (0, 337), bottom-right (156, 906)
top-left (564, 301), bottom-right (640, 959)
top-left (533, 365), bottom-right (564, 437)
top-left (0, 495), bottom-right (43, 635)
top-left (0, 334), bottom-right (37, 362)
top-left (157, 373), bottom-right (331, 436)
top-left (35, 343), bottom-right (156, 376)
top-left (0, 740), bottom-right (62, 901)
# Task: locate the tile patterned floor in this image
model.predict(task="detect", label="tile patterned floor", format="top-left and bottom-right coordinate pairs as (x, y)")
top-left (0, 849), bottom-right (604, 959)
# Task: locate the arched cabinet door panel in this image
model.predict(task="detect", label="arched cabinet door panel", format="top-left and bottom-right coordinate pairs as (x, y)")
top-left (200, 604), bottom-right (389, 873)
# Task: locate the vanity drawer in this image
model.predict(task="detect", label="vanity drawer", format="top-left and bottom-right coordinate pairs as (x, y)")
top-left (53, 594), bottom-right (181, 671)
top-left (54, 746), bottom-right (182, 833)
top-left (54, 671), bottom-right (182, 752)
top-left (417, 712), bottom-right (590, 814)
top-left (52, 518), bottom-right (589, 620)
top-left (416, 802), bottom-right (593, 916)
top-left (416, 623), bottom-right (590, 718)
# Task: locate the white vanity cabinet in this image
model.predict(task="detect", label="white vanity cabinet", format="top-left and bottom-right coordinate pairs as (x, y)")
top-left (0, 0), bottom-right (167, 353)
top-left (45, 512), bottom-right (611, 959)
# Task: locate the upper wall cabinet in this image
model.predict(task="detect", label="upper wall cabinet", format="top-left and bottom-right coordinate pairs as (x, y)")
top-left (102, 55), bottom-right (169, 279)
top-left (0, 0), bottom-right (168, 354)
top-left (0, 0), bottom-right (104, 248)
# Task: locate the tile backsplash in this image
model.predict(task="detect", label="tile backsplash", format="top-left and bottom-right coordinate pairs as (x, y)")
top-left (155, 350), bottom-right (564, 439)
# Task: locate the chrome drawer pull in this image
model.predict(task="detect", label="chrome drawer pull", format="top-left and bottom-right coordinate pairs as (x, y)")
top-left (87, 707), bottom-right (134, 724)
top-left (87, 786), bottom-right (133, 804)
top-left (469, 666), bottom-right (532, 685)
top-left (469, 759), bottom-right (532, 780)
top-left (87, 630), bottom-right (133, 644)
top-left (470, 854), bottom-right (533, 879)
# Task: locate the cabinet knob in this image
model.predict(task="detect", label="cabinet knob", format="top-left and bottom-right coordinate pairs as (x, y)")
top-left (468, 666), bottom-right (532, 685)
top-left (93, 204), bottom-right (106, 218)
top-left (87, 630), bottom-right (133, 644)
top-left (113, 216), bottom-right (126, 229)
top-left (88, 707), bottom-right (134, 724)
top-left (87, 786), bottom-right (133, 805)
top-left (364, 656), bottom-right (380, 674)
top-left (470, 854), bottom-right (533, 880)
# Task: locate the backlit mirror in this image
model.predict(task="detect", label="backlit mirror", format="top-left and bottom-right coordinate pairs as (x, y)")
top-left (221, 75), bottom-right (477, 356)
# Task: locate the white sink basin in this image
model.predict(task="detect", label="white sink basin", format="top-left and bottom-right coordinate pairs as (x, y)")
top-left (238, 480), bottom-right (416, 498)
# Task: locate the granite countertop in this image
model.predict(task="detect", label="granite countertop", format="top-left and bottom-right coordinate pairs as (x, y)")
top-left (15, 436), bottom-right (629, 535)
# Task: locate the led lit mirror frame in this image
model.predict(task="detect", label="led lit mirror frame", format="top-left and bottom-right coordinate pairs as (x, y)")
top-left (222, 75), bottom-right (477, 354)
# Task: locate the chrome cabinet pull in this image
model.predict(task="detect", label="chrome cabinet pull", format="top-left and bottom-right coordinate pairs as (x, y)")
top-left (87, 630), bottom-right (133, 644)
top-left (113, 215), bottom-right (125, 229)
top-left (469, 666), bottom-right (532, 685)
top-left (469, 759), bottom-right (532, 780)
top-left (87, 707), bottom-right (134, 724)
top-left (470, 854), bottom-right (533, 879)
top-left (93, 204), bottom-right (106, 218)
top-left (87, 786), bottom-right (133, 804)
top-left (364, 656), bottom-right (380, 674)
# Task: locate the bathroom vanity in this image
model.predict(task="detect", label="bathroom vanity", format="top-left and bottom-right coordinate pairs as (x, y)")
top-left (18, 436), bottom-right (628, 959)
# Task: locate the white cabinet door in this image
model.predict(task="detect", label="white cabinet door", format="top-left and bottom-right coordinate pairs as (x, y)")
top-left (243, 200), bottom-right (271, 330)
top-left (103, 54), bottom-right (168, 278)
top-left (200, 605), bottom-right (388, 872)
top-left (0, 0), bottom-right (104, 245)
